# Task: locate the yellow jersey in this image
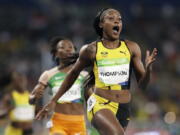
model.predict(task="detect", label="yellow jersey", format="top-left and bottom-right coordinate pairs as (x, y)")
top-left (93, 40), bottom-right (132, 90)
top-left (9, 90), bottom-right (35, 122)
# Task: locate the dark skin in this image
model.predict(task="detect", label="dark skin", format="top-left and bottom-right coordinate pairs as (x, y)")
top-left (29, 40), bottom-right (84, 117)
top-left (36, 9), bottom-right (157, 135)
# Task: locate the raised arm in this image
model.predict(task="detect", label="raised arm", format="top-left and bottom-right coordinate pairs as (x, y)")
top-left (36, 44), bottom-right (95, 120)
top-left (126, 40), bottom-right (157, 90)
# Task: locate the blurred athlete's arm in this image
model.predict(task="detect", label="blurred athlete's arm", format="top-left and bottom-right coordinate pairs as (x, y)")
top-left (0, 94), bottom-right (12, 117)
top-left (29, 83), bottom-right (46, 105)
top-left (126, 40), bottom-right (157, 90)
top-left (29, 71), bottom-right (48, 105)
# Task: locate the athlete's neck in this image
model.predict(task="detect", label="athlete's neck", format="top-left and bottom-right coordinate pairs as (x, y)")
top-left (58, 63), bottom-right (72, 73)
top-left (101, 38), bottom-right (120, 49)
top-left (16, 89), bottom-right (25, 93)
top-left (58, 59), bottom-right (70, 69)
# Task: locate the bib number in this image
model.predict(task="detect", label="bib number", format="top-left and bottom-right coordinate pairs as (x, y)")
top-left (98, 64), bottom-right (129, 85)
top-left (46, 120), bottom-right (53, 128)
top-left (13, 106), bottom-right (35, 121)
top-left (52, 84), bottom-right (81, 102)
top-left (87, 95), bottom-right (96, 112)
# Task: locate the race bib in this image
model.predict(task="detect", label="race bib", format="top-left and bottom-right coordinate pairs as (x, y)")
top-left (46, 120), bottom-right (53, 128)
top-left (98, 64), bottom-right (129, 85)
top-left (13, 106), bottom-right (35, 121)
top-left (52, 84), bottom-right (81, 102)
top-left (87, 95), bottom-right (96, 112)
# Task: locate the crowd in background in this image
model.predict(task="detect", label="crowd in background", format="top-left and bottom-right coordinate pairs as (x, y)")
top-left (0, 0), bottom-right (179, 134)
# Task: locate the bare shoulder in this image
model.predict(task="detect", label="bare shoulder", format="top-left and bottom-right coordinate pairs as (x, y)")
top-left (125, 40), bottom-right (140, 48)
top-left (80, 41), bottom-right (96, 54)
top-left (125, 40), bottom-right (141, 56)
top-left (79, 41), bottom-right (96, 61)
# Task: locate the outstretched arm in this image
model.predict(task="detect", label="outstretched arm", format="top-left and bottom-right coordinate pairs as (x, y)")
top-left (127, 41), bottom-right (157, 90)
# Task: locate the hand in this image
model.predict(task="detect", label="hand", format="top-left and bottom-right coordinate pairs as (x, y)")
top-left (35, 101), bottom-right (56, 120)
top-left (145, 48), bottom-right (158, 71)
top-left (29, 95), bottom-right (36, 105)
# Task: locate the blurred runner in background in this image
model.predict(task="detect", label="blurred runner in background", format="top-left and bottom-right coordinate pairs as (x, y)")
top-left (2, 72), bottom-right (35, 135)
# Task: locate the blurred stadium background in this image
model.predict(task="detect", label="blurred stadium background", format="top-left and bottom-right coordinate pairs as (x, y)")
top-left (0, 0), bottom-right (179, 135)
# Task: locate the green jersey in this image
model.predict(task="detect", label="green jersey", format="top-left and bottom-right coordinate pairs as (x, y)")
top-left (38, 67), bottom-right (88, 104)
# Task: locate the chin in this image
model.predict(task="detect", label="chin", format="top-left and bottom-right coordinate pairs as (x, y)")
top-left (110, 36), bottom-right (119, 41)
top-left (111, 33), bottom-right (120, 40)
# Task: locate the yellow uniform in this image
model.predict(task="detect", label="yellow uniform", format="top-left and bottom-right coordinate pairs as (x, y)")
top-left (5, 90), bottom-right (35, 135)
top-left (87, 40), bottom-right (131, 127)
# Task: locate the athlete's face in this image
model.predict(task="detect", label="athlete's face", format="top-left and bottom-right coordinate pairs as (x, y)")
top-left (100, 9), bottom-right (122, 40)
top-left (12, 73), bottom-right (27, 91)
top-left (56, 40), bottom-right (75, 59)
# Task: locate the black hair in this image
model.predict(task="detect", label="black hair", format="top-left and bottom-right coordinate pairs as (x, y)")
top-left (60, 53), bottom-right (79, 69)
top-left (50, 36), bottom-right (65, 65)
top-left (50, 36), bottom-right (78, 68)
top-left (93, 8), bottom-right (112, 38)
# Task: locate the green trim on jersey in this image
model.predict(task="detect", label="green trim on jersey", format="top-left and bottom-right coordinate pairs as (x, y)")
top-left (48, 72), bottom-right (86, 104)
